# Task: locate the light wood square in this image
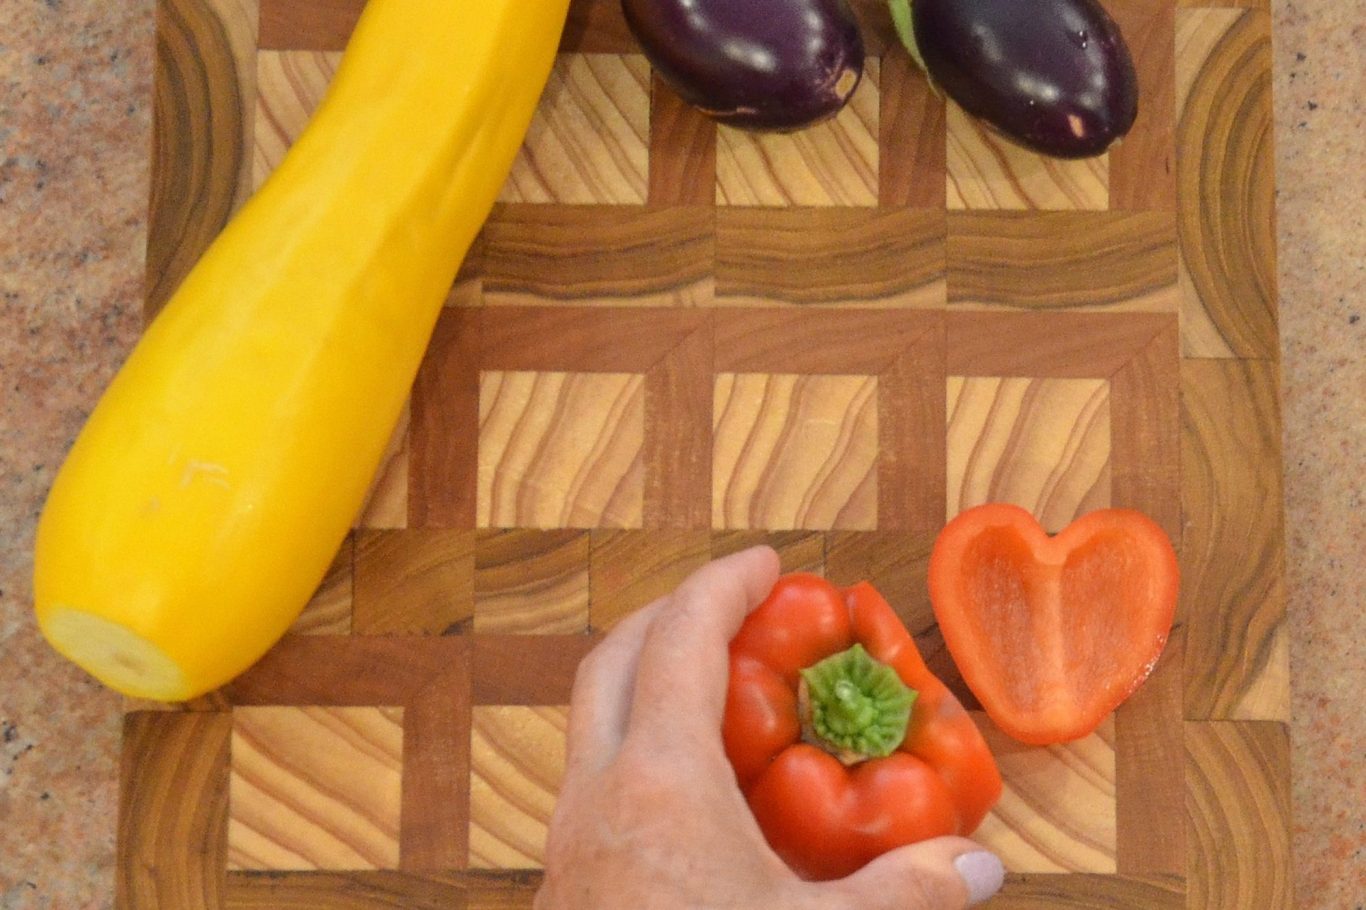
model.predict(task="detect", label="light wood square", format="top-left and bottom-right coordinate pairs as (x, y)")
top-left (468, 706), bottom-right (568, 869)
top-left (946, 104), bottom-right (1109, 211)
top-left (975, 715), bottom-right (1118, 872)
top-left (947, 377), bottom-right (1111, 533)
top-left (499, 54), bottom-right (650, 204)
top-left (253, 50), bottom-right (341, 189)
top-left (716, 59), bottom-right (879, 206)
top-left (228, 706), bottom-right (403, 871)
top-left (713, 374), bottom-right (878, 530)
top-left (479, 372), bottom-right (646, 529)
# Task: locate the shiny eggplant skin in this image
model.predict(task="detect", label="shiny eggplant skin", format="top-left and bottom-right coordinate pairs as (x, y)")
top-left (622, 0), bottom-right (864, 131)
top-left (910, 0), bottom-right (1138, 158)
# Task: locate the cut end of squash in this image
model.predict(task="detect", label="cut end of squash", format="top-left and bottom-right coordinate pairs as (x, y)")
top-left (41, 607), bottom-right (188, 701)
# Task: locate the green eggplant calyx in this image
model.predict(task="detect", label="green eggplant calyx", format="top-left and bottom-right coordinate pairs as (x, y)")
top-left (887, 0), bottom-right (929, 75)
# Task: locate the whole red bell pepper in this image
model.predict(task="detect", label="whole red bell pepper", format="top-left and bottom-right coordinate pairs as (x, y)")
top-left (722, 573), bottom-right (1002, 881)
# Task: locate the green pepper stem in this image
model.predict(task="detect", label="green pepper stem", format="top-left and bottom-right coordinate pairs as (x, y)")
top-left (799, 643), bottom-right (917, 762)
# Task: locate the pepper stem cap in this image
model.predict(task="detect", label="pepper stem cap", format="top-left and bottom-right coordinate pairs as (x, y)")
top-left (799, 643), bottom-right (916, 762)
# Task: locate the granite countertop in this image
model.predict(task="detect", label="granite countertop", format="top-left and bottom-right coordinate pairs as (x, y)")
top-left (1, 1), bottom-right (1361, 907)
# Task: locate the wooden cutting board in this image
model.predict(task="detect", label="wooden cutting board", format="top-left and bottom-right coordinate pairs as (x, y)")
top-left (118, 0), bottom-right (1290, 906)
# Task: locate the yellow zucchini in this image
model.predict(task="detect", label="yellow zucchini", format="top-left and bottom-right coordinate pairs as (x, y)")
top-left (33, 0), bottom-right (570, 700)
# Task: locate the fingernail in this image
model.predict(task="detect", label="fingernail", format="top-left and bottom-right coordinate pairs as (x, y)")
top-left (953, 850), bottom-right (1004, 906)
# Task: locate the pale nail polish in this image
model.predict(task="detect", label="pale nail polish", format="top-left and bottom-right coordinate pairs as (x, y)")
top-left (953, 850), bottom-right (1005, 906)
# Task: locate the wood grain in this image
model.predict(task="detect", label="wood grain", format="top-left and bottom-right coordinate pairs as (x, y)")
top-left (287, 533), bottom-right (353, 635)
top-left (480, 306), bottom-right (707, 374)
top-left (132, 0), bottom-right (1290, 896)
top-left (648, 74), bottom-right (716, 206)
top-left (478, 371), bottom-right (646, 529)
top-left (588, 530), bottom-right (711, 630)
top-left (147, 0), bottom-right (256, 318)
top-left (561, 0), bottom-right (635, 52)
top-left (118, 712), bottom-right (229, 910)
top-left (465, 872), bottom-right (544, 910)
top-left (712, 309), bottom-right (945, 534)
top-left (716, 61), bottom-right (879, 207)
top-left (400, 661), bottom-right (472, 871)
top-left (352, 530), bottom-right (475, 635)
top-left (471, 637), bottom-right (598, 707)
top-left (410, 307), bottom-right (480, 529)
top-left (946, 105), bottom-right (1108, 211)
top-left (259, 0), bottom-right (360, 50)
top-left (356, 401), bottom-right (411, 530)
top-left (849, 0), bottom-right (901, 54)
top-left (1106, 0), bottom-right (1177, 211)
top-left (472, 307), bottom-right (714, 531)
top-left (710, 530), bottom-right (827, 576)
top-left (228, 706), bottom-right (404, 870)
top-left (1178, 0), bottom-right (1267, 7)
top-left (1176, 9), bottom-right (1277, 357)
top-left (877, 326), bottom-right (949, 535)
top-left (224, 869), bottom-right (544, 908)
top-left (1115, 628), bottom-right (1186, 874)
top-left (990, 874), bottom-right (1182, 908)
top-left (1186, 721), bottom-right (1292, 908)
top-left (1181, 360), bottom-right (1288, 720)
top-left (214, 638), bottom-right (474, 873)
top-left (482, 204), bottom-right (713, 307)
top-left (1109, 322), bottom-right (1182, 541)
top-left (946, 212), bottom-right (1177, 311)
top-left (473, 530), bottom-right (591, 635)
top-left (946, 312), bottom-right (1170, 378)
top-left (223, 637), bottom-right (467, 707)
top-left (714, 308), bottom-right (939, 375)
top-left (974, 716), bottom-right (1117, 872)
top-left (823, 532), bottom-right (932, 627)
top-left (642, 317), bottom-right (713, 529)
top-left (946, 376), bottom-right (1112, 532)
top-left (823, 531), bottom-right (978, 707)
top-left (715, 208), bottom-right (944, 308)
top-left (878, 51), bottom-right (946, 208)
top-left (252, 50), bottom-right (337, 189)
top-left (499, 55), bottom-right (650, 205)
top-left (713, 374), bottom-right (879, 530)
top-left (468, 707), bottom-right (568, 869)
top-left (225, 870), bottom-right (468, 908)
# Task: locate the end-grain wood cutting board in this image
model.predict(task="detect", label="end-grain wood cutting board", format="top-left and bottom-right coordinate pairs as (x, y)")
top-left (118, 0), bottom-right (1289, 906)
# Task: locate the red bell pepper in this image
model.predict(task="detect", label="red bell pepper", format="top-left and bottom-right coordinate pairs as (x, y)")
top-left (929, 504), bottom-right (1179, 745)
top-left (722, 574), bottom-right (1002, 881)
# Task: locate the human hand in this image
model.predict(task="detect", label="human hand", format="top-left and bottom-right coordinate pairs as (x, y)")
top-left (534, 546), bottom-right (1005, 910)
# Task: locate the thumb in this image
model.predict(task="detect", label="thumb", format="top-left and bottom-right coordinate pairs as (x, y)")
top-left (817, 838), bottom-right (1004, 910)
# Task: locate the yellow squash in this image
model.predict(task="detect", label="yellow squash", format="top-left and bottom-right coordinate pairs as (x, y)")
top-left (33, 0), bottom-right (570, 700)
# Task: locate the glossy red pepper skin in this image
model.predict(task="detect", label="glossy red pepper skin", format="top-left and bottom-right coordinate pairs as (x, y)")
top-left (722, 574), bottom-right (1002, 881)
top-left (928, 504), bottom-right (1178, 745)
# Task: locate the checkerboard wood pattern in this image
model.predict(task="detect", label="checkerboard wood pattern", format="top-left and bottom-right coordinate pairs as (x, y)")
top-left (123, 0), bottom-right (1289, 906)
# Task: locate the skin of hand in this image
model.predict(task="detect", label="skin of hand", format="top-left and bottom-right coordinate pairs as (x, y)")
top-left (534, 545), bottom-right (1005, 910)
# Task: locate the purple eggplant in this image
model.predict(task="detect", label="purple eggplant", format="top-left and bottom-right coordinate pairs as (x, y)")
top-left (622, 0), bottom-right (864, 131)
top-left (889, 0), bottom-right (1138, 158)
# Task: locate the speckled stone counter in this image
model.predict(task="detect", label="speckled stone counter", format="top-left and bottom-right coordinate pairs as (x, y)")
top-left (1, 1), bottom-right (1360, 907)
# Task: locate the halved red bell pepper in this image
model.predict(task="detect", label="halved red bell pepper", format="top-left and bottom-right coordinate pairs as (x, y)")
top-left (929, 504), bottom-right (1179, 745)
top-left (722, 574), bottom-right (1002, 881)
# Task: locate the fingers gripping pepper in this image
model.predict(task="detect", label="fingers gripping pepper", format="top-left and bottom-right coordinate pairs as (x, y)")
top-left (722, 574), bottom-right (1002, 881)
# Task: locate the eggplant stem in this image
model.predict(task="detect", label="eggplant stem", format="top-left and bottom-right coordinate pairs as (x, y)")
top-left (886, 0), bottom-right (928, 75)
